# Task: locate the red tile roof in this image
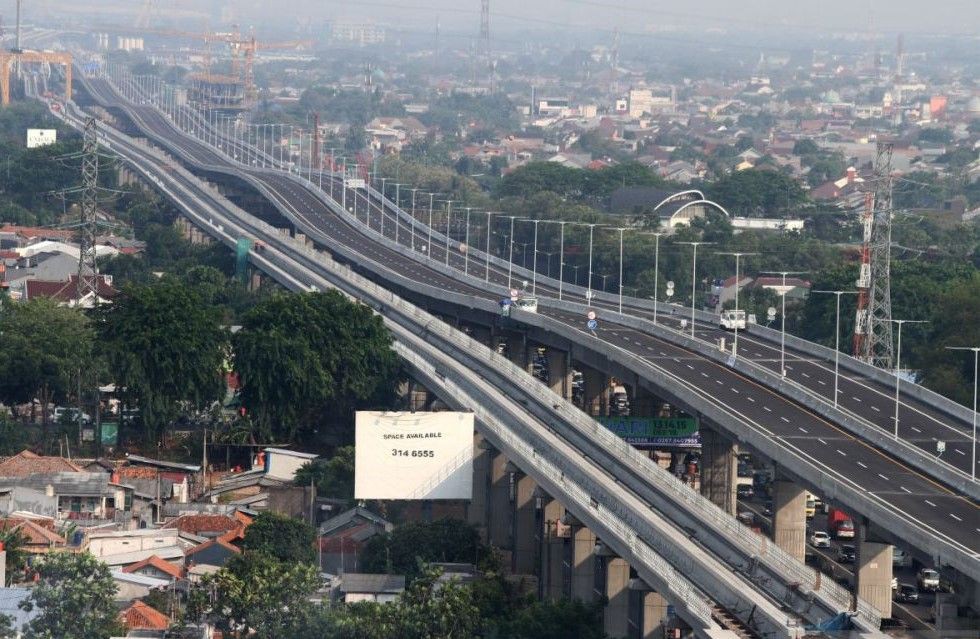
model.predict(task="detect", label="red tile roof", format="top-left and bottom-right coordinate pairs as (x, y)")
top-left (184, 537), bottom-right (241, 559)
top-left (0, 450), bottom-right (84, 476)
top-left (0, 517), bottom-right (66, 548)
top-left (0, 224), bottom-right (74, 242)
top-left (122, 555), bottom-right (183, 580)
top-left (24, 275), bottom-right (116, 302)
top-left (163, 514), bottom-right (245, 538)
top-left (120, 600), bottom-right (170, 630)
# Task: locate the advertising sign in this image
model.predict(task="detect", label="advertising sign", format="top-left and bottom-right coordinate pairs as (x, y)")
top-left (355, 411), bottom-right (474, 500)
top-left (597, 416), bottom-right (700, 447)
top-left (26, 129), bottom-right (57, 148)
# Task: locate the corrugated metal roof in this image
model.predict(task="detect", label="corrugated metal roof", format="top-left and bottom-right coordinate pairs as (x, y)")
top-left (340, 573), bottom-right (405, 594)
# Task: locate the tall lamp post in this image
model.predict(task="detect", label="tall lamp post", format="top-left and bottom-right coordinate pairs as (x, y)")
top-left (762, 271), bottom-right (808, 377)
top-left (813, 290), bottom-right (858, 408)
top-left (409, 188), bottom-right (420, 250)
top-left (888, 319), bottom-right (928, 439)
top-left (944, 346), bottom-right (978, 481)
top-left (717, 251), bottom-right (758, 359)
top-left (677, 242), bottom-right (714, 339)
top-left (505, 216), bottom-right (518, 290)
top-left (484, 212), bottom-right (501, 283)
top-left (585, 223), bottom-right (602, 306)
top-left (518, 219), bottom-right (542, 295)
top-left (650, 232), bottom-right (664, 325)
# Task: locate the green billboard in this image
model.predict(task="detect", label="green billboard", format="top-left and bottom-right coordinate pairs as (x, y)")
top-left (596, 416), bottom-right (699, 447)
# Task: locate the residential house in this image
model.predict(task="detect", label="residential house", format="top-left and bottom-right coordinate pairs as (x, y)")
top-left (184, 537), bottom-right (241, 575)
top-left (119, 599), bottom-right (171, 634)
top-left (337, 573), bottom-right (405, 604)
top-left (318, 507), bottom-right (392, 574)
top-left (261, 448), bottom-right (319, 482)
top-left (0, 472), bottom-right (135, 523)
top-left (122, 555), bottom-right (184, 581)
top-left (751, 276), bottom-right (811, 301)
top-left (111, 570), bottom-right (172, 602)
top-left (0, 517), bottom-right (66, 555)
top-left (162, 513), bottom-right (247, 542)
top-left (87, 529), bottom-right (190, 569)
top-left (0, 450), bottom-right (83, 476)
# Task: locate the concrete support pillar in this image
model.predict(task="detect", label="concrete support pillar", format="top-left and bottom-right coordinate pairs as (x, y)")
top-left (467, 434), bottom-right (491, 543)
top-left (604, 557), bottom-right (630, 638)
top-left (771, 480), bottom-right (807, 562)
top-left (582, 367), bottom-right (608, 417)
top-left (567, 521), bottom-right (597, 602)
top-left (488, 452), bottom-right (513, 554)
top-left (632, 383), bottom-right (658, 417)
top-left (699, 427), bottom-right (737, 515)
top-left (540, 499), bottom-right (566, 600)
top-left (512, 473), bottom-right (537, 575)
top-left (470, 325), bottom-right (492, 349)
top-left (641, 590), bottom-right (668, 638)
top-left (856, 526), bottom-right (893, 619)
top-left (545, 349), bottom-right (573, 400)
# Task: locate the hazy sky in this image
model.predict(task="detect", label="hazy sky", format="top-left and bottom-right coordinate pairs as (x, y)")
top-left (13, 0), bottom-right (980, 37)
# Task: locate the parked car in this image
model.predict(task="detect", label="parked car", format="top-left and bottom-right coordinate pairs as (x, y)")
top-left (837, 544), bottom-right (856, 563)
top-left (810, 531), bottom-right (832, 548)
top-left (52, 406), bottom-right (91, 425)
top-left (736, 484), bottom-right (754, 498)
top-left (917, 568), bottom-right (941, 592)
top-left (894, 584), bottom-right (919, 604)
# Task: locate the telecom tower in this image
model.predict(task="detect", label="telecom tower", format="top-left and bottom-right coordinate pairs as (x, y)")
top-left (853, 142), bottom-right (894, 368)
top-left (477, 0), bottom-right (492, 90)
top-left (76, 118), bottom-right (101, 301)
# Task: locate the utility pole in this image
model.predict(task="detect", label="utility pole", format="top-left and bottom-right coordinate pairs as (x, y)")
top-left (77, 118), bottom-right (101, 302)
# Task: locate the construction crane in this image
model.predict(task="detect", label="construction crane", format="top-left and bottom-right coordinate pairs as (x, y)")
top-left (1, 0), bottom-right (72, 106)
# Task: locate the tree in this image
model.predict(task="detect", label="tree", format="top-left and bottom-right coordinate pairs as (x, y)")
top-left (294, 446), bottom-right (355, 500)
top-left (703, 169), bottom-right (808, 217)
top-left (360, 519), bottom-right (485, 582)
top-left (99, 278), bottom-right (228, 442)
top-left (194, 552), bottom-right (320, 639)
top-left (0, 298), bottom-right (96, 437)
top-left (242, 512), bottom-right (316, 565)
top-left (19, 552), bottom-right (124, 639)
top-left (792, 138), bottom-right (820, 156)
top-left (233, 291), bottom-right (399, 443)
top-left (0, 526), bottom-right (27, 585)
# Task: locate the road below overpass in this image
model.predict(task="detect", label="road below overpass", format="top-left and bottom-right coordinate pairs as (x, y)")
top-left (78, 75), bottom-right (980, 588)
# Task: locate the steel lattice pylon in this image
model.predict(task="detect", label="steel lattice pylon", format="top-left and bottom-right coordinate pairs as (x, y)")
top-left (862, 142), bottom-right (894, 369)
top-left (76, 117), bottom-right (100, 301)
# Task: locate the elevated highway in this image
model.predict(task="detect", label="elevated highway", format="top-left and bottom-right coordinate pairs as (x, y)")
top-left (45, 89), bottom-right (896, 638)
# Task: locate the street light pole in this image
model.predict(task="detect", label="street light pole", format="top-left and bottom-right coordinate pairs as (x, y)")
top-left (395, 183), bottom-right (403, 245)
top-left (677, 242), bottom-right (713, 339)
top-left (464, 207), bottom-right (473, 276)
top-left (651, 232), bottom-right (663, 325)
top-left (945, 346), bottom-right (978, 481)
top-left (484, 212), bottom-right (499, 283)
top-left (888, 319), bottom-right (928, 439)
top-left (586, 223), bottom-right (600, 305)
top-left (427, 193), bottom-right (436, 260)
top-left (519, 219), bottom-right (541, 295)
top-left (717, 252), bottom-right (758, 359)
top-left (507, 216), bottom-right (517, 290)
top-left (410, 188), bottom-right (420, 250)
top-left (615, 227), bottom-right (627, 314)
top-left (814, 290), bottom-right (858, 408)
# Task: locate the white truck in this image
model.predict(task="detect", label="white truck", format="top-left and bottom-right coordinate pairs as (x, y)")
top-left (719, 309), bottom-right (747, 331)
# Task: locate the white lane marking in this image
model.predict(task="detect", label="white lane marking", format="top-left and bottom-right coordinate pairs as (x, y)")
top-left (950, 514), bottom-right (962, 522)
top-left (836, 449), bottom-right (846, 456)
top-left (731, 388), bottom-right (740, 394)
top-left (747, 397), bottom-right (756, 403)
top-left (878, 473), bottom-right (889, 481)
top-left (780, 416), bottom-right (790, 423)
top-left (785, 365), bottom-right (793, 370)
top-left (800, 427), bottom-right (810, 434)
top-left (802, 372), bottom-right (811, 378)
top-left (924, 500), bottom-right (936, 507)
top-left (817, 380), bottom-right (827, 386)
top-left (852, 396), bottom-right (862, 402)
top-left (900, 486), bottom-right (911, 494)
top-left (763, 406), bottom-right (772, 412)
top-left (716, 380), bottom-right (724, 385)
top-left (701, 372), bottom-right (709, 378)
top-left (817, 437), bottom-right (826, 444)
top-left (857, 461), bottom-right (868, 469)
top-left (686, 364), bottom-right (695, 370)
top-left (955, 449), bottom-right (966, 456)
top-left (910, 426), bottom-right (921, 433)
top-left (871, 406), bottom-right (881, 412)
top-left (673, 357), bottom-right (680, 363)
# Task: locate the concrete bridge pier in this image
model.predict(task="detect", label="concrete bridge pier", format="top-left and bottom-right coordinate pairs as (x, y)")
top-left (596, 542), bottom-right (630, 638)
top-left (512, 472), bottom-right (538, 575)
top-left (771, 479), bottom-right (807, 562)
top-left (630, 578), bottom-right (669, 639)
top-left (466, 433), bottom-right (492, 543)
top-left (855, 521), bottom-right (893, 620)
top-left (545, 348), bottom-right (573, 400)
top-left (540, 498), bottom-right (567, 600)
top-left (581, 366), bottom-right (610, 417)
top-left (699, 427), bottom-right (737, 515)
top-left (563, 513), bottom-right (597, 602)
top-left (488, 452), bottom-right (515, 561)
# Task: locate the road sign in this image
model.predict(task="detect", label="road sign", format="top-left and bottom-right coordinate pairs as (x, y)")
top-left (344, 178), bottom-right (366, 189)
top-left (510, 288), bottom-right (519, 300)
top-left (587, 310), bottom-right (596, 321)
top-left (587, 319), bottom-right (598, 330)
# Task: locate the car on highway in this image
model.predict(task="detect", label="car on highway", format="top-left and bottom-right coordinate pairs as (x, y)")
top-left (893, 584), bottom-right (919, 604)
top-left (837, 544), bottom-right (856, 563)
top-left (810, 531), bottom-right (831, 548)
top-left (736, 484), bottom-right (754, 498)
top-left (917, 568), bottom-right (940, 592)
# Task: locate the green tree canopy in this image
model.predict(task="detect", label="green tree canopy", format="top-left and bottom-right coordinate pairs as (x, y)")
top-left (98, 278), bottom-right (228, 441)
top-left (233, 291), bottom-right (399, 444)
top-left (360, 519), bottom-right (485, 583)
top-left (703, 168), bottom-right (808, 217)
top-left (294, 446), bottom-right (355, 501)
top-left (0, 298), bottom-right (96, 431)
top-left (19, 552), bottom-right (124, 639)
top-left (242, 511), bottom-right (316, 565)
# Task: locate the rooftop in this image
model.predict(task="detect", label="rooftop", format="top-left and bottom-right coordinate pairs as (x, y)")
top-left (0, 450), bottom-right (83, 477)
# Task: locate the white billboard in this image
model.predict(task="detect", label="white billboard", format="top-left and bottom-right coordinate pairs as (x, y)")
top-left (355, 411), bottom-right (474, 500)
top-left (26, 129), bottom-right (57, 148)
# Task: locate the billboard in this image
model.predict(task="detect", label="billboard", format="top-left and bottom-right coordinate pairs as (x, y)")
top-left (597, 416), bottom-right (700, 447)
top-left (26, 129), bottom-right (57, 148)
top-left (355, 411), bottom-right (474, 500)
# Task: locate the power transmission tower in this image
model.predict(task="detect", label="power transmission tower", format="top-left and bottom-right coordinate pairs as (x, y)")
top-left (77, 117), bottom-right (101, 302)
top-left (860, 142), bottom-right (895, 369)
top-left (477, 0), bottom-right (492, 91)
